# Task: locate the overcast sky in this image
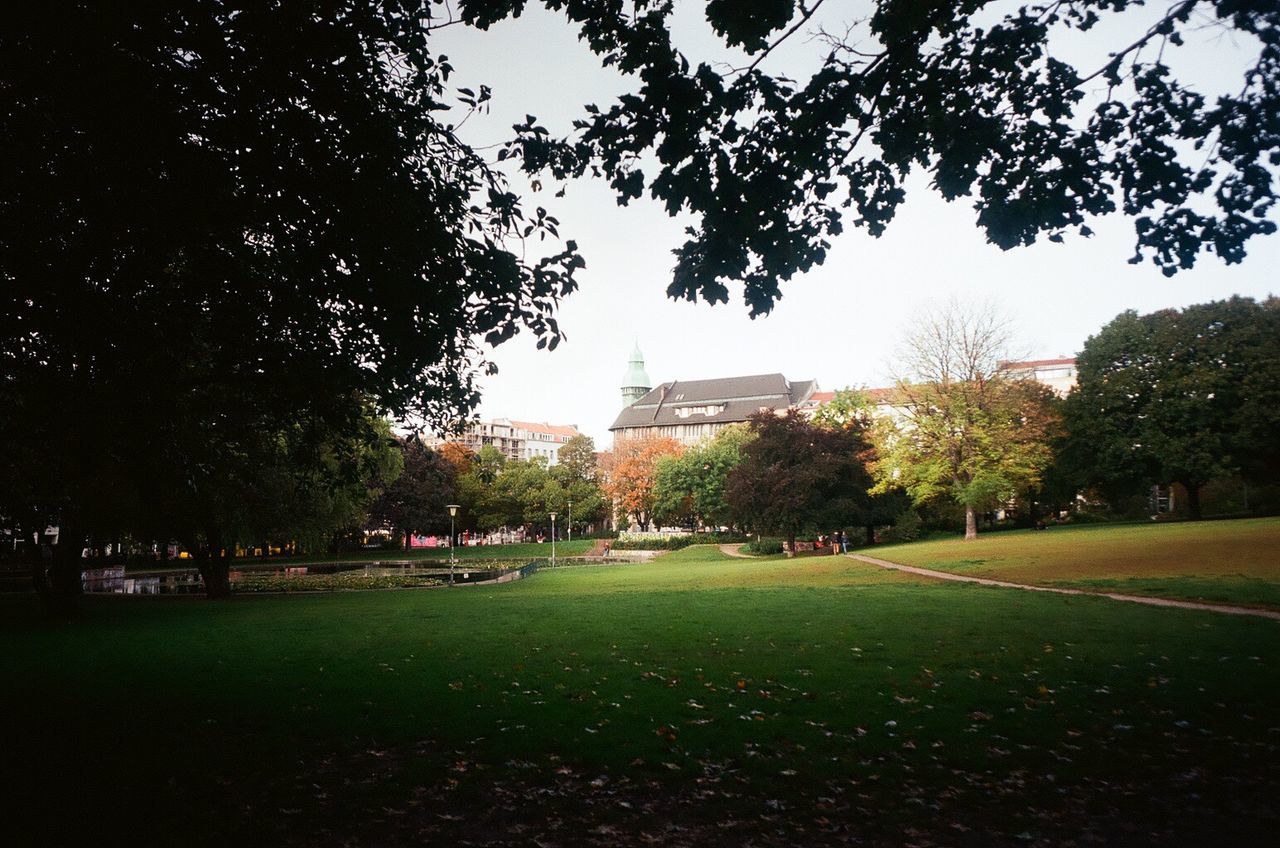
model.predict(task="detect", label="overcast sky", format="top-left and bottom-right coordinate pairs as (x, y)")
top-left (431, 3), bottom-right (1278, 448)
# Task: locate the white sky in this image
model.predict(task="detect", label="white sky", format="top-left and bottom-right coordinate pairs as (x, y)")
top-left (431, 3), bottom-right (1278, 448)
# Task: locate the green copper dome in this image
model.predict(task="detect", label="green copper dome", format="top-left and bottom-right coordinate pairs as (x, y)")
top-left (621, 342), bottom-right (651, 406)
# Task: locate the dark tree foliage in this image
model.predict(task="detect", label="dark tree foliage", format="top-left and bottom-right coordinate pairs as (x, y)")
top-left (0, 2), bottom-right (582, 602)
top-left (726, 410), bottom-right (874, 552)
top-left (1063, 296), bottom-right (1280, 519)
top-left (369, 438), bottom-right (457, 551)
top-left (465, 0), bottom-right (1279, 314)
top-left (811, 389), bottom-right (910, 543)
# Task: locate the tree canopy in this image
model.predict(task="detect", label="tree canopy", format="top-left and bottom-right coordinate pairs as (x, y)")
top-left (549, 437), bottom-right (610, 534)
top-left (478, 0), bottom-right (1279, 313)
top-left (602, 436), bottom-right (683, 531)
top-left (368, 438), bottom-right (457, 550)
top-left (1063, 296), bottom-right (1280, 518)
top-left (652, 424), bottom-right (752, 530)
top-left (873, 304), bottom-right (1058, 539)
top-left (1, 2), bottom-right (583, 601)
top-left (726, 411), bottom-right (874, 551)
top-left (443, 441), bottom-right (609, 536)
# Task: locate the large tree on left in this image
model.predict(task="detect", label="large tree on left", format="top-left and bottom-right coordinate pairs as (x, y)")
top-left (0, 2), bottom-right (582, 604)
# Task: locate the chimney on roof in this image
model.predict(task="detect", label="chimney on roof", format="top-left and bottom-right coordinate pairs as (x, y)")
top-left (652, 382), bottom-right (672, 422)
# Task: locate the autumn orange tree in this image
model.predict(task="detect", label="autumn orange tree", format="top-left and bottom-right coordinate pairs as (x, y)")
top-left (601, 437), bottom-right (682, 531)
top-left (435, 442), bottom-right (475, 478)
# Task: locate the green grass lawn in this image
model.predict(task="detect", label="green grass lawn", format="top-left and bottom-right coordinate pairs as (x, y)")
top-left (872, 517), bottom-right (1280, 609)
top-left (3, 544), bottom-right (1277, 846)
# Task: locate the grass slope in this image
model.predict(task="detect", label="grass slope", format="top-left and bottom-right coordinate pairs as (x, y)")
top-left (2, 545), bottom-right (1277, 846)
top-left (874, 517), bottom-right (1280, 609)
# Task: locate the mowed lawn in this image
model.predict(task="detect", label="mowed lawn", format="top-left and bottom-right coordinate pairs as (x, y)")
top-left (873, 517), bottom-right (1280, 609)
top-left (2, 545), bottom-right (1278, 847)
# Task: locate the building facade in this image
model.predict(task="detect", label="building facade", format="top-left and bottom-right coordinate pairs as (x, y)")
top-left (611, 367), bottom-right (819, 447)
top-left (424, 418), bottom-right (581, 465)
top-left (996, 357), bottom-right (1078, 396)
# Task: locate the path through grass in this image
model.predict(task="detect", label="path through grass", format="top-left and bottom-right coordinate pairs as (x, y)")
top-left (874, 517), bottom-right (1280, 609)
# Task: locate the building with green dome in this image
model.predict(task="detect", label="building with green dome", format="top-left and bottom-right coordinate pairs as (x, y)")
top-left (612, 354), bottom-right (819, 447)
top-left (620, 342), bottom-right (652, 407)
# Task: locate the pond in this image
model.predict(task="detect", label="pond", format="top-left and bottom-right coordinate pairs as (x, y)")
top-left (79, 560), bottom-right (531, 594)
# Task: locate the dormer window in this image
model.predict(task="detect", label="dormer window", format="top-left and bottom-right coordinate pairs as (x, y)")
top-left (675, 404), bottom-right (727, 418)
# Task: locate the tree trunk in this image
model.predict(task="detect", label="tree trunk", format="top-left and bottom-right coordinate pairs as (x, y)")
top-left (865, 525), bottom-right (875, 546)
top-left (199, 529), bottom-right (232, 599)
top-left (1185, 484), bottom-right (1202, 521)
top-left (404, 528), bottom-right (412, 552)
top-left (786, 531), bottom-right (797, 556)
top-left (964, 506), bottom-right (978, 540)
top-left (39, 524), bottom-right (83, 616)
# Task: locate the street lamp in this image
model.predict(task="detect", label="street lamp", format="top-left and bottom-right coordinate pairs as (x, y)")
top-left (549, 511), bottom-right (557, 567)
top-left (567, 499), bottom-right (572, 543)
top-left (446, 504), bottom-right (460, 586)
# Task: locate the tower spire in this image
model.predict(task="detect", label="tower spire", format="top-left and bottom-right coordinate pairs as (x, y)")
top-left (621, 341), bottom-right (651, 407)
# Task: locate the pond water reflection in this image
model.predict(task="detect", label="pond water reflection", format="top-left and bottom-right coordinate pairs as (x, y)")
top-left (79, 560), bottom-right (518, 594)
top-left (82, 566), bottom-right (204, 595)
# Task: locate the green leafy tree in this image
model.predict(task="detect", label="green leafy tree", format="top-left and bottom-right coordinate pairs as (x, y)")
top-left (652, 453), bottom-right (699, 530)
top-left (188, 407), bottom-right (402, 597)
top-left (549, 435), bottom-right (609, 534)
top-left (462, 448), bottom-right (520, 532)
top-left (812, 389), bottom-right (911, 544)
top-left (472, 445), bottom-right (509, 486)
top-left (726, 411), bottom-right (874, 553)
top-left (1235, 299), bottom-right (1280, 484)
top-left (561, 480), bottom-right (609, 535)
top-left (653, 424), bottom-right (752, 530)
top-left (811, 389), bottom-right (875, 432)
top-left (368, 438), bottom-right (457, 551)
top-left (1, 2), bottom-right (582, 607)
top-left (507, 459), bottom-right (556, 528)
top-left (556, 435), bottom-right (600, 483)
top-left (1064, 297), bottom-right (1280, 519)
top-left (873, 304), bottom-right (1057, 539)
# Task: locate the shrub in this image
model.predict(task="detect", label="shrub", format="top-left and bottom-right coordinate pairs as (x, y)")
top-left (612, 536), bottom-right (698, 551)
top-left (743, 538), bottom-right (785, 555)
top-left (1062, 510), bottom-right (1111, 525)
top-left (612, 531), bottom-right (747, 550)
top-left (881, 508), bottom-right (922, 543)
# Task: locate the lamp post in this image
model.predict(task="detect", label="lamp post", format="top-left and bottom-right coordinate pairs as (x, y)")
top-left (549, 511), bottom-right (557, 568)
top-left (567, 499), bottom-right (572, 543)
top-left (446, 504), bottom-right (460, 586)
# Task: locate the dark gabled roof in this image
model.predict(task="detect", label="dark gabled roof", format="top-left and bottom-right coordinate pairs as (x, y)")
top-left (609, 373), bottom-right (817, 431)
top-left (788, 379), bottom-right (816, 406)
top-left (633, 373), bottom-right (791, 406)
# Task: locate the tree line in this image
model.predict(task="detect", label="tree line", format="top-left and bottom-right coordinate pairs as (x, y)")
top-left (373, 435), bottom-right (611, 545)
top-left (604, 297), bottom-right (1280, 547)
